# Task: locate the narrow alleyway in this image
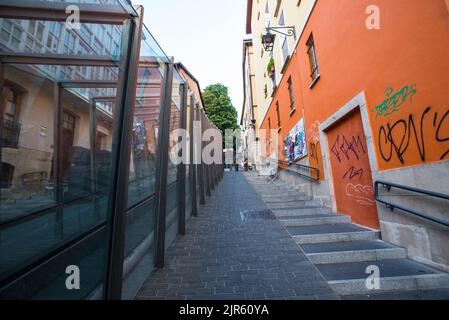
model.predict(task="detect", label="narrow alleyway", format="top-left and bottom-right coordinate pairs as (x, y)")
top-left (137, 171), bottom-right (449, 300)
top-left (136, 171), bottom-right (339, 300)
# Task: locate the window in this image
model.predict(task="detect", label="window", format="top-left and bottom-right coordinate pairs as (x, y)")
top-left (307, 34), bottom-right (320, 82)
top-left (62, 112), bottom-right (76, 131)
top-left (287, 77), bottom-right (295, 111)
top-left (279, 9), bottom-right (289, 66)
top-left (46, 22), bottom-right (62, 52)
top-left (276, 102), bottom-right (281, 128)
top-left (0, 20), bottom-right (22, 49)
top-left (25, 21), bottom-right (44, 53)
top-left (263, 0), bottom-right (271, 29)
top-left (63, 30), bottom-right (76, 54)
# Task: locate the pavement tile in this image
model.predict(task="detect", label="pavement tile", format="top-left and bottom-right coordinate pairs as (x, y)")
top-left (136, 172), bottom-right (336, 300)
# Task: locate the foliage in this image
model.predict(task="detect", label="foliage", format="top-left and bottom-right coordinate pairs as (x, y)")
top-left (267, 57), bottom-right (275, 74)
top-left (202, 83), bottom-right (239, 134)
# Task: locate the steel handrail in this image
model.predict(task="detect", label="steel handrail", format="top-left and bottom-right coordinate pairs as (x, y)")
top-left (375, 180), bottom-right (449, 228)
top-left (278, 160), bottom-right (320, 181)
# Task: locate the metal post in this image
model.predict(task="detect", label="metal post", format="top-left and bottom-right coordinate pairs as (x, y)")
top-left (204, 117), bottom-right (211, 197)
top-left (208, 122), bottom-right (215, 193)
top-left (89, 98), bottom-right (100, 218)
top-left (105, 9), bottom-right (142, 300)
top-left (177, 83), bottom-right (187, 235)
top-left (0, 63), bottom-right (3, 211)
top-left (191, 96), bottom-right (198, 217)
top-left (197, 110), bottom-right (206, 205)
top-left (154, 60), bottom-right (174, 268)
top-left (53, 83), bottom-right (63, 239)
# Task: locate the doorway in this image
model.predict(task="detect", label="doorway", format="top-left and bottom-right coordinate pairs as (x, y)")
top-left (325, 108), bottom-right (379, 229)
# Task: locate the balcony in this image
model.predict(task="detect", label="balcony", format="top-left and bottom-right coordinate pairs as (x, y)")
top-left (1, 118), bottom-right (21, 149)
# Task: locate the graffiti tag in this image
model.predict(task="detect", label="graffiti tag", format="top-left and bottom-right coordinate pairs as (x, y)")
top-left (374, 85), bottom-right (417, 119)
top-left (378, 107), bottom-right (449, 164)
top-left (331, 135), bottom-right (367, 163)
top-left (343, 166), bottom-right (364, 181)
top-left (346, 184), bottom-right (376, 207)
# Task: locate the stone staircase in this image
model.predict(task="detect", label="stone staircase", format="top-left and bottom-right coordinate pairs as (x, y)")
top-left (245, 173), bottom-right (449, 299)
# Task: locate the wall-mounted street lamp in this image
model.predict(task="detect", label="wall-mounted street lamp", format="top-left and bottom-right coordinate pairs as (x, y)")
top-left (261, 26), bottom-right (296, 52)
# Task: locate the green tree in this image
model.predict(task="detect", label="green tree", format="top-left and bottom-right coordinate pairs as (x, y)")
top-left (202, 83), bottom-right (239, 133)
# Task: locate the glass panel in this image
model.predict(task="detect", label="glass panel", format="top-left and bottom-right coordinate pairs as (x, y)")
top-left (121, 25), bottom-right (168, 299)
top-left (0, 0), bottom-right (130, 297)
top-left (185, 100), bottom-right (192, 219)
top-left (165, 74), bottom-right (182, 248)
top-left (27, 0), bottom-right (132, 11)
top-left (0, 19), bottom-right (123, 59)
top-left (0, 62), bottom-right (119, 299)
top-left (127, 61), bottom-right (165, 208)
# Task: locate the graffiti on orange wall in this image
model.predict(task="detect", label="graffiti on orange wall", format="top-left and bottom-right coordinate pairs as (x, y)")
top-left (345, 184), bottom-right (376, 207)
top-left (373, 85), bottom-right (417, 119)
top-left (377, 106), bottom-right (449, 165)
top-left (308, 120), bottom-right (321, 168)
top-left (331, 134), bottom-right (375, 208)
top-left (327, 110), bottom-right (379, 229)
top-left (372, 84), bottom-right (449, 170)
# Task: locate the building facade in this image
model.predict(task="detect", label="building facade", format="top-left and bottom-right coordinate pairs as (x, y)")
top-left (241, 39), bottom-right (260, 170)
top-left (248, 0), bottom-right (449, 271)
top-left (246, 0), bottom-right (316, 129)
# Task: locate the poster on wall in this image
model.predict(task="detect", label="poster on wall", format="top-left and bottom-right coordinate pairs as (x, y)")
top-left (285, 118), bottom-right (308, 163)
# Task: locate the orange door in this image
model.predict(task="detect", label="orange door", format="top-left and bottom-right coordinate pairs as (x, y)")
top-left (326, 109), bottom-right (380, 229)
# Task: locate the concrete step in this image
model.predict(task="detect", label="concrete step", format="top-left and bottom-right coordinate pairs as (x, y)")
top-left (257, 189), bottom-right (301, 195)
top-left (286, 224), bottom-right (381, 244)
top-left (302, 240), bottom-right (407, 264)
top-left (343, 288), bottom-right (449, 300)
top-left (279, 214), bottom-right (351, 227)
top-left (272, 207), bottom-right (333, 217)
top-left (267, 200), bottom-right (323, 209)
top-left (263, 196), bottom-right (314, 203)
top-left (317, 259), bottom-right (449, 295)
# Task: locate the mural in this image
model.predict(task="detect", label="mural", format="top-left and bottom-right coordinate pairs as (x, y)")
top-left (284, 118), bottom-right (307, 163)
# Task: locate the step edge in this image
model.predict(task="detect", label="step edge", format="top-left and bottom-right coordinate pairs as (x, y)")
top-left (328, 274), bottom-right (449, 295)
top-left (306, 248), bottom-right (407, 264)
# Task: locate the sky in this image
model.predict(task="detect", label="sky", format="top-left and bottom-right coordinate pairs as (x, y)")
top-left (137, 0), bottom-right (248, 121)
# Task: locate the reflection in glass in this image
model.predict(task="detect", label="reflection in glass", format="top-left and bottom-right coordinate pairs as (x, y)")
top-left (121, 26), bottom-right (169, 299)
top-left (0, 15), bottom-right (125, 298)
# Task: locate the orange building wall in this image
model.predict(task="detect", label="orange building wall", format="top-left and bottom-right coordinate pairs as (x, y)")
top-left (261, 0), bottom-right (449, 174)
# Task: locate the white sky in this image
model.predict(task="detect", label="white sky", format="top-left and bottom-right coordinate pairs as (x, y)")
top-left (136, 0), bottom-right (247, 121)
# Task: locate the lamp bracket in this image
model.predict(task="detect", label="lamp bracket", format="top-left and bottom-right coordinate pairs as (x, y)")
top-left (266, 26), bottom-right (296, 39)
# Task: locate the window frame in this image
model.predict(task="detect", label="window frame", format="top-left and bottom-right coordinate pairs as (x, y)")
top-left (287, 77), bottom-right (295, 112)
top-left (306, 34), bottom-right (320, 84)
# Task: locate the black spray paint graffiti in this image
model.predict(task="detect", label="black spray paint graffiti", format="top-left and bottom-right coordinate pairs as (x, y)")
top-left (436, 110), bottom-right (449, 160)
top-left (309, 141), bottom-right (320, 164)
top-left (343, 166), bottom-right (364, 181)
top-left (331, 135), bottom-right (367, 163)
top-left (378, 107), bottom-right (449, 164)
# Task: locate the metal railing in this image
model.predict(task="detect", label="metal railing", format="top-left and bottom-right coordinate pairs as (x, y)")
top-left (278, 160), bottom-right (320, 181)
top-left (375, 181), bottom-right (449, 228)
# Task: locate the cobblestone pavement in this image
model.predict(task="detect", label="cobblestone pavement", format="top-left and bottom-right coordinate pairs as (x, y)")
top-left (136, 171), bottom-right (339, 300)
